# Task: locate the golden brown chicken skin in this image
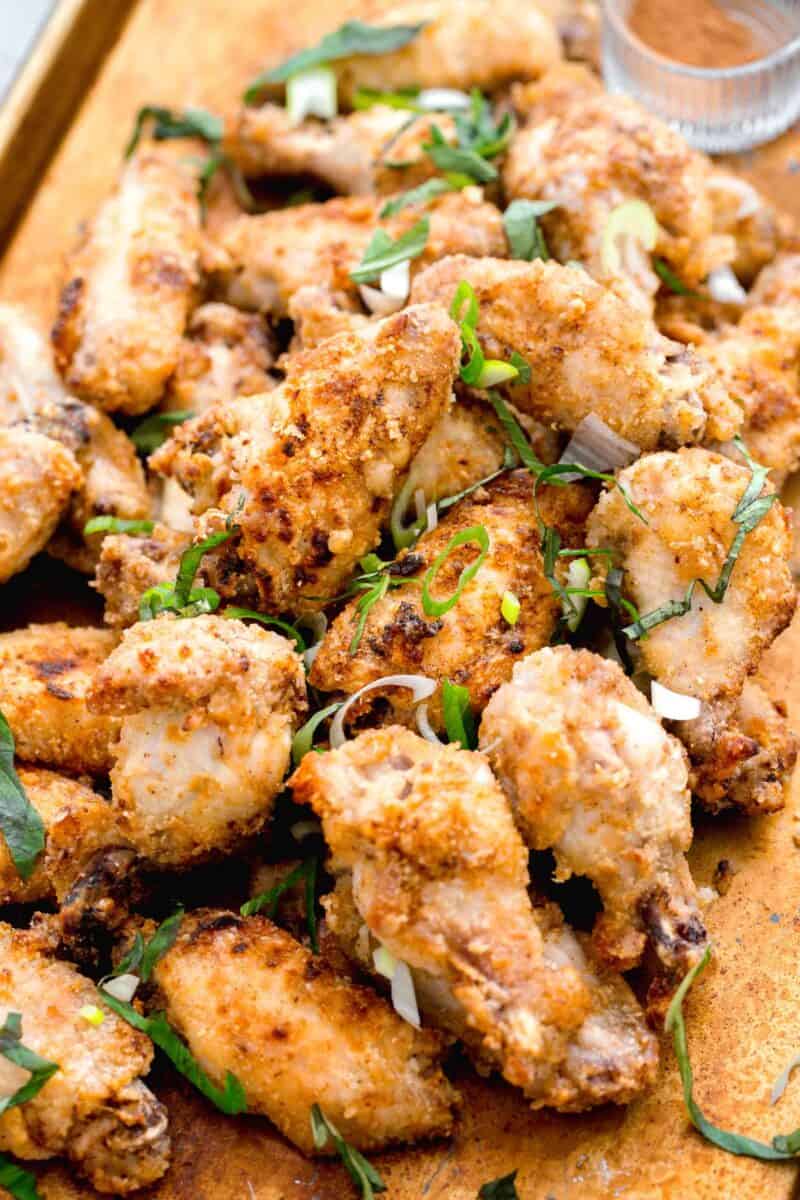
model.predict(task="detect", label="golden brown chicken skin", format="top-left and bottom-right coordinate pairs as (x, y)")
top-left (310, 471), bottom-right (593, 729)
top-left (480, 647), bottom-right (707, 974)
top-left (587, 448), bottom-right (796, 813)
top-left (152, 303), bottom-right (461, 614)
top-left (0, 625), bottom-right (120, 776)
top-left (708, 167), bottom-right (788, 286)
top-left (209, 190), bottom-right (506, 318)
top-left (504, 64), bottom-right (733, 310)
top-left (145, 908), bottom-right (458, 1154)
top-left (411, 255), bottom-right (740, 448)
top-left (163, 302), bottom-right (276, 416)
top-left (93, 523), bottom-right (190, 629)
top-left (292, 728), bottom-right (658, 1111)
top-left (52, 154), bottom-right (201, 416)
top-left (0, 427), bottom-right (81, 584)
top-left (0, 922), bottom-right (170, 1193)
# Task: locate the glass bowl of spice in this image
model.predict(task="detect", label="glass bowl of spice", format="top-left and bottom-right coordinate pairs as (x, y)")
top-left (602, 0), bottom-right (800, 153)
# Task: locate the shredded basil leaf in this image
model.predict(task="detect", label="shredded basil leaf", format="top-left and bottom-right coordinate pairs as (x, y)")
top-left (292, 703), bottom-right (344, 765)
top-left (379, 177), bottom-right (454, 218)
top-left (654, 258), bottom-right (699, 298)
top-left (422, 524), bottom-right (490, 617)
top-left (666, 947), bottom-right (800, 1159)
top-left (83, 516), bottom-right (155, 537)
top-left (241, 857), bottom-right (319, 952)
top-left (99, 994), bottom-right (247, 1115)
top-left (350, 217), bottom-right (430, 283)
top-left (503, 199), bottom-right (557, 261)
top-left (454, 91), bottom-right (515, 160)
top-left (339, 555), bottom-right (413, 654)
top-left (0, 1154), bottom-right (41, 1200)
top-left (139, 527), bottom-right (236, 622)
top-left (125, 105), bottom-right (223, 158)
top-left (224, 607), bottom-right (307, 652)
top-left (478, 1171), bottom-right (520, 1199)
top-left (245, 21), bottom-right (426, 94)
top-left (0, 713), bottom-right (44, 882)
top-left (130, 410), bottom-right (194, 455)
top-left (422, 131), bottom-right (497, 183)
top-left (139, 909), bottom-right (184, 982)
top-left (484, 392), bottom-right (546, 475)
top-left (310, 1104), bottom-right (386, 1198)
top-left (441, 679), bottom-right (477, 749)
top-left (0, 1014), bottom-right (59, 1116)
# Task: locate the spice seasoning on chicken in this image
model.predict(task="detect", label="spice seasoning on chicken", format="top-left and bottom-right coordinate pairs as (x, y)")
top-left (628, 0), bottom-right (781, 69)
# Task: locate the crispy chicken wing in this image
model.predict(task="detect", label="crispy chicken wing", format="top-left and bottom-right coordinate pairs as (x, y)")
top-left (93, 524), bottom-right (190, 629)
top-left (411, 255), bottom-right (740, 448)
top-left (292, 728), bottom-right (658, 1110)
top-left (0, 922), bottom-right (169, 1193)
top-left (480, 647), bottom-right (706, 974)
top-left (151, 303), bottom-right (460, 613)
top-left (0, 427), bottom-right (81, 583)
top-left (145, 908), bottom-right (457, 1153)
top-left (209, 190), bottom-right (505, 318)
top-left (0, 624), bottom-right (120, 776)
top-left (504, 65), bottom-right (733, 311)
top-left (52, 154), bottom-right (201, 415)
top-left (309, 471), bottom-right (593, 728)
top-left (163, 302), bottom-right (276, 416)
top-left (708, 168), bottom-right (787, 286)
top-left (587, 448), bottom-right (796, 812)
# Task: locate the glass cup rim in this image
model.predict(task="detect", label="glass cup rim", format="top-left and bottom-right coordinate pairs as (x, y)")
top-left (604, 0), bottom-right (800, 79)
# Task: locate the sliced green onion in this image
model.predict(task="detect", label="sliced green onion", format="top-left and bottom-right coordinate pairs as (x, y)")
top-left (102, 973), bottom-right (140, 1003)
top-left (654, 258), bottom-right (699, 297)
top-left (139, 909), bottom-right (184, 982)
top-left (475, 359), bottom-right (519, 388)
top-left (601, 200), bottom-right (659, 276)
top-left (441, 679), bottom-right (477, 750)
top-left (292, 703), bottom-right (343, 765)
top-left (286, 66), bottom-right (337, 124)
top-left (310, 1105), bottom-right (386, 1199)
top-left (422, 525), bottom-right (490, 617)
top-left (0, 1154), bottom-right (41, 1200)
top-left (330, 676), bottom-right (435, 748)
top-left (83, 516), bottom-right (155, 537)
top-left (562, 558), bottom-right (591, 632)
top-left (373, 944), bottom-right (397, 979)
top-left (241, 857), bottom-right (319, 952)
top-left (130, 410), bottom-right (193, 454)
top-left (501, 590), bottom-right (520, 626)
top-left (79, 1005), bottom-right (105, 1027)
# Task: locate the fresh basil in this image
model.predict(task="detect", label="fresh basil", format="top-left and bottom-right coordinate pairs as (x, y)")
top-left (125, 106), bottom-right (223, 158)
top-left (292, 703), bottom-right (344, 766)
top-left (224, 607), bottom-right (307, 652)
top-left (422, 525), bottom-right (490, 617)
top-left (0, 1014), bottom-right (59, 1116)
top-left (83, 516), bottom-right (155, 536)
top-left (245, 21), bottom-right (426, 95)
top-left (0, 1155), bottom-right (41, 1200)
top-left (478, 1171), bottom-right (520, 1199)
top-left (113, 930), bottom-right (145, 977)
top-left (139, 909), bottom-right (185, 982)
top-left (441, 679), bottom-right (476, 750)
top-left (0, 713), bottom-right (44, 881)
top-left (654, 258), bottom-right (699, 297)
top-left (241, 857), bottom-right (319, 952)
top-left (130, 410), bottom-right (194, 455)
top-left (379, 177), bottom-right (453, 218)
top-left (139, 527), bottom-right (235, 621)
top-left (422, 126), bottom-right (497, 183)
top-left (310, 1104), bottom-right (386, 1198)
top-left (503, 199), bottom-right (558, 261)
top-left (350, 217), bottom-right (429, 283)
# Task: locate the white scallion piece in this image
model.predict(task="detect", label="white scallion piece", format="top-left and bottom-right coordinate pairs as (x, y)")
top-left (562, 558), bottom-right (591, 632)
top-left (379, 259), bottom-right (411, 303)
top-left (650, 680), bottom-right (702, 721)
top-left (771, 1054), bottom-right (800, 1104)
top-left (559, 414), bottom-right (640, 475)
top-left (391, 959), bottom-right (421, 1028)
top-left (330, 674), bottom-right (436, 748)
top-left (425, 502), bottom-right (438, 533)
top-left (706, 265), bottom-right (747, 305)
top-left (101, 973), bottom-right (140, 1003)
top-left (286, 66), bottom-right (338, 125)
top-left (415, 701), bottom-right (444, 744)
top-left (416, 87), bottom-right (472, 110)
top-left (359, 282), bottom-right (404, 315)
top-left (601, 200), bottom-right (659, 275)
top-left (476, 360), bottom-right (519, 388)
top-left (373, 944), bottom-right (397, 979)
top-left (414, 488), bottom-right (427, 523)
top-left (302, 612), bottom-right (328, 671)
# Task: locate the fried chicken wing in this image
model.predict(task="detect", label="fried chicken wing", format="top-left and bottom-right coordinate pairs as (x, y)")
top-left (209, 190), bottom-right (505, 318)
top-left (145, 908), bottom-right (457, 1153)
top-left (586, 448), bottom-right (796, 812)
top-left (480, 646), bottom-right (706, 974)
top-left (151, 303), bottom-right (460, 613)
top-left (411, 255), bottom-right (739, 447)
top-left (504, 64), bottom-right (733, 310)
top-left (0, 922), bottom-right (170, 1193)
top-left (291, 728), bottom-right (658, 1110)
top-left (93, 524), bottom-right (190, 628)
top-left (0, 625), bottom-right (120, 776)
top-left (163, 302), bottom-right (276, 416)
top-left (708, 168), bottom-right (786, 286)
top-left (0, 427), bottom-right (81, 583)
top-left (52, 154), bottom-right (201, 415)
top-left (309, 471), bottom-right (593, 728)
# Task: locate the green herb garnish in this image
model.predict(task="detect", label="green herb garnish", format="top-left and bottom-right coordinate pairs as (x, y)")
top-left (379, 177), bottom-right (453, 218)
top-left (245, 21), bottom-right (426, 96)
top-left (421, 524), bottom-right (490, 617)
top-left (224, 607), bottom-right (307, 652)
top-left (353, 86), bottom-right (422, 111)
top-left (125, 106), bottom-right (223, 158)
top-left (503, 199), bottom-right (557, 261)
top-left (441, 679), bottom-right (477, 749)
top-left (349, 218), bottom-right (430, 283)
top-left (422, 127), bottom-right (498, 184)
top-left (113, 930), bottom-right (145, 977)
top-left (139, 909), bottom-right (184, 982)
top-left (0, 1155), bottom-right (41, 1200)
top-left (130, 410), bottom-right (194, 455)
top-left (292, 703), bottom-right (343, 765)
top-left (83, 516), bottom-right (155, 537)
top-left (139, 526), bottom-right (236, 621)
top-left (450, 280), bottom-right (523, 388)
top-left (478, 1171), bottom-right (520, 1199)
top-left (0, 1014), bottom-right (59, 1116)
top-left (343, 554), bottom-right (413, 654)
top-left (654, 258), bottom-right (699, 298)
top-left (0, 712), bottom-right (44, 881)
top-left (310, 1104), bottom-right (386, 1198)
top-left (241, 858), bottom-right (319, 952)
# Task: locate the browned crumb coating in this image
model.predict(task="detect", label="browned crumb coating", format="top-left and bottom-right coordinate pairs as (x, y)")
top-left (0, 428), bottom-right (81, 583)
top-left (163, 301), bottom-right (276, 416)
top-left (94, 523), bottom-right (190, 629)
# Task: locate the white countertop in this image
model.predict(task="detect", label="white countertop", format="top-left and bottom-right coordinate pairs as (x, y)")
top-left (0, 0), bottom-right (57, 99)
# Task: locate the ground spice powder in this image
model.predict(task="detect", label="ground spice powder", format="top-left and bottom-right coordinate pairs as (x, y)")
top-left (628, 0), bottom-right (777, 68)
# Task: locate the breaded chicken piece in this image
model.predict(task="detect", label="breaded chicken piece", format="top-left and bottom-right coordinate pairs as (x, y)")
top-left (310, 471), bottom-right (593, 728)
top-left (0, 922), bottom-right (169, 1193)
top-left (587, 448), bottom-right (796, 812)
top-left (209, 190), bottom-right (506, 318)
top-left (504, 65), bottom-right (733, 310)
top-left (85, 615), bottom-right (306, 870)
top-left (152, 304), bottom-right (461, 613)
top-left (0, 768), bottom-right (118, 907)
top-left (146, 908), bottom-right (457, 1153)
top-left (747, 252), bottom-right (800, 311)
top-left (52, 154), bottom-right (201, 415)
top-left (0, 625), bottom-right (120, 776)
top-left (292, 729), bottom-right (657, 1110)
top-left (163, 302), bottom-right (276, 416)
top-left (0, 427), bottom-right (81, 583)
top-left (93, 523), bottom-right (190, 628)
top-left (225, 103), bottom-right (458, 196)
top-left (0, 304), bottom-right (74, 424)
top-left (287, 284), bottom-right (371, 352)
top-left (708, 168), bottom-right (787, 286)
top-left (480, 647), bottom-right (706, 974)
top-left (411, 255), bottom-right (740, 448)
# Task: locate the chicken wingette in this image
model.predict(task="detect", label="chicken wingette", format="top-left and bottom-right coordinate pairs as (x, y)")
top-left (143, 909), bottom-right (458, 1153)
top-left (292, 728), bottom-right (658, 1111)
top-left (151, 303), bottom-right (461, 613)
top-left (480, 646), bottom-right (707, 975)
top-left (587, 447), bottom-right (797, 813)
top-left (0, 428), bottom-right (81, 584)
top-left (52, 154), bottom-right (201, 415)
top-left (163, 302), bottom-right (276, 416)
top-left (310, 471), bottom-right (593, 729)
top-left (0, 922), bottom-right (170, 1193)
top-left (93, 524), bottom-right (191, 629)
top-left (411, 255), bottom-right (740, 448)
